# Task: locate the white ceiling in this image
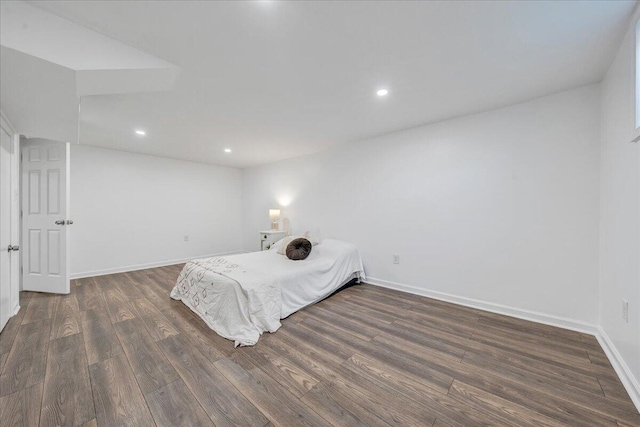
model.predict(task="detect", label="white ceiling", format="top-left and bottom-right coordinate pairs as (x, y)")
top-left (1, 1), bottom-right (175, 71)
top-left (0, 46), bottom-right (79, 143)
top-left (23, 1), bottom-right (639, 168)
top-left (1, 1), bottom-right (181, 142)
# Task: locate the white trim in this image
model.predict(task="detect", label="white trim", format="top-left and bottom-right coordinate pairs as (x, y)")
top-left (70, 249), bottom-right (246, 279)
top-left (0, 110), bottom-right (20, 321)
top-left (634, 15), bottom-right (640, 147)
top-left (365, 276), bottom-right (598, 334)
top-left (596, 327), bottom-right (640, 411)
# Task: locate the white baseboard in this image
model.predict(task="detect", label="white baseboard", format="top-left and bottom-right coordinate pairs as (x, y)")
top-left (596, 327), bottom-right (640, 411)
top-left (70, 250), bottom-right (246, 279)
top-left (365, 276), bottom-right (640, 412)
top-left (365, 277), bottom-right (598, 334)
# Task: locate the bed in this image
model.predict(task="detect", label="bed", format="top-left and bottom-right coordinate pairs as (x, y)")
top-left (170, 238), bottom-right (366, 346)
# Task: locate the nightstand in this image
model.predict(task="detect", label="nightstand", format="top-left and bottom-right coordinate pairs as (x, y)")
top-left (260, 230), bottom-right (285, 251)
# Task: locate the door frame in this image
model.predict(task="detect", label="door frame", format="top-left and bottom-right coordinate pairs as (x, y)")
top-left (0, 110), bottom-right (21, 317)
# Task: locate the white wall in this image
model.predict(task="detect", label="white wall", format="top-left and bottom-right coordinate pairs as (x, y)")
top-left (599, 7), bottom-right (640, 405)
top-left (70, 145), bottom-right (243, 277)
top-left (243, 85), bottom-right (601, 325)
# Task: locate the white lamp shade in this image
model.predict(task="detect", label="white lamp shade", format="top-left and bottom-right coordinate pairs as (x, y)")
top-left (269, 209), bottom-right (280, 220)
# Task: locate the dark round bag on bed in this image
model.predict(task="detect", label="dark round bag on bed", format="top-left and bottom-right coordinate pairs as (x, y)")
top-left (286, 238), bottom-right (312, 260)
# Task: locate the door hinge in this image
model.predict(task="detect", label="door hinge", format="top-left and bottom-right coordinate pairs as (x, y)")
top-left (20, 210), bottom-right (23, 218)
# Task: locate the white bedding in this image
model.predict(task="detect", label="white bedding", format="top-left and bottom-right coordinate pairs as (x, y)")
top-left (171, 239), bottom-right (365, 346)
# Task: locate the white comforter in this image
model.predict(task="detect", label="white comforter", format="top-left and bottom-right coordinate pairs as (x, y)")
top-left (171, 257), bottom-right (281, 346)
top-left (171, 239), bottom-right (365, 346)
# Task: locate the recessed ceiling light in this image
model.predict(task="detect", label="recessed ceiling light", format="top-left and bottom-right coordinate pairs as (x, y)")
top-left (224, 148), bottom-right (232, 153)
top-left (135, 130), bottom-right (146, 136)
top-left (376, 89), bottom-right (389, 97)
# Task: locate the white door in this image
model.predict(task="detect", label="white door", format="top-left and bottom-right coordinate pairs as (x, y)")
top-left (0, 126), bottom-right (14, 330)
top-left (21, 139), bottom-right (70, 294)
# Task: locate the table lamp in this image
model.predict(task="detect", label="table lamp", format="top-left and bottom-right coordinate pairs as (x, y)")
top-left (269, 209), bottom-right (280, 230)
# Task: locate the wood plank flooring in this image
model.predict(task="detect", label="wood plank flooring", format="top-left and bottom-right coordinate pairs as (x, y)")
top-left (0, 265), bottom-right (638, 427)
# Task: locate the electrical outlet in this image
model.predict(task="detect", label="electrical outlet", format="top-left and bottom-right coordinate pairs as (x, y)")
top-left (184, 235), bottom-right (189, 242)
top-left (622, 299), bottom-right (628, 323)
top-left (393, 254), bottom-right (400, 264)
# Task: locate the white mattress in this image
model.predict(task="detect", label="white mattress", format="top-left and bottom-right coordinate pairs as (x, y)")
top-left (244, 238), bottom-right (366, 318)
top-left (171, 239), bottom-right (365, 346)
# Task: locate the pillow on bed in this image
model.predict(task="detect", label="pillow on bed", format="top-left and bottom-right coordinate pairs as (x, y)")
top-left (270, 237), bottom-right (285, 251)
top-left (276, 236), bottom-right (296, 255)
top-left (286, 238), bottom-right (312, 260)
top-left (301, 230), bottom-right (321, 246)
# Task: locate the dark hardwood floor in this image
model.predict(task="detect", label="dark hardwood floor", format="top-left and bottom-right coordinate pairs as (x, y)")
top-left (0, 264), bottom-right (638, 426)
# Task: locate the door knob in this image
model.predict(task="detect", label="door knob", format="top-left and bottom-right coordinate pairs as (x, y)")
top-left (66, 220), bottom-right (74, 225)
top-left (7, 245), bottom-right (19, 252)
top-left (55, 220), bottom-right (65, 225)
